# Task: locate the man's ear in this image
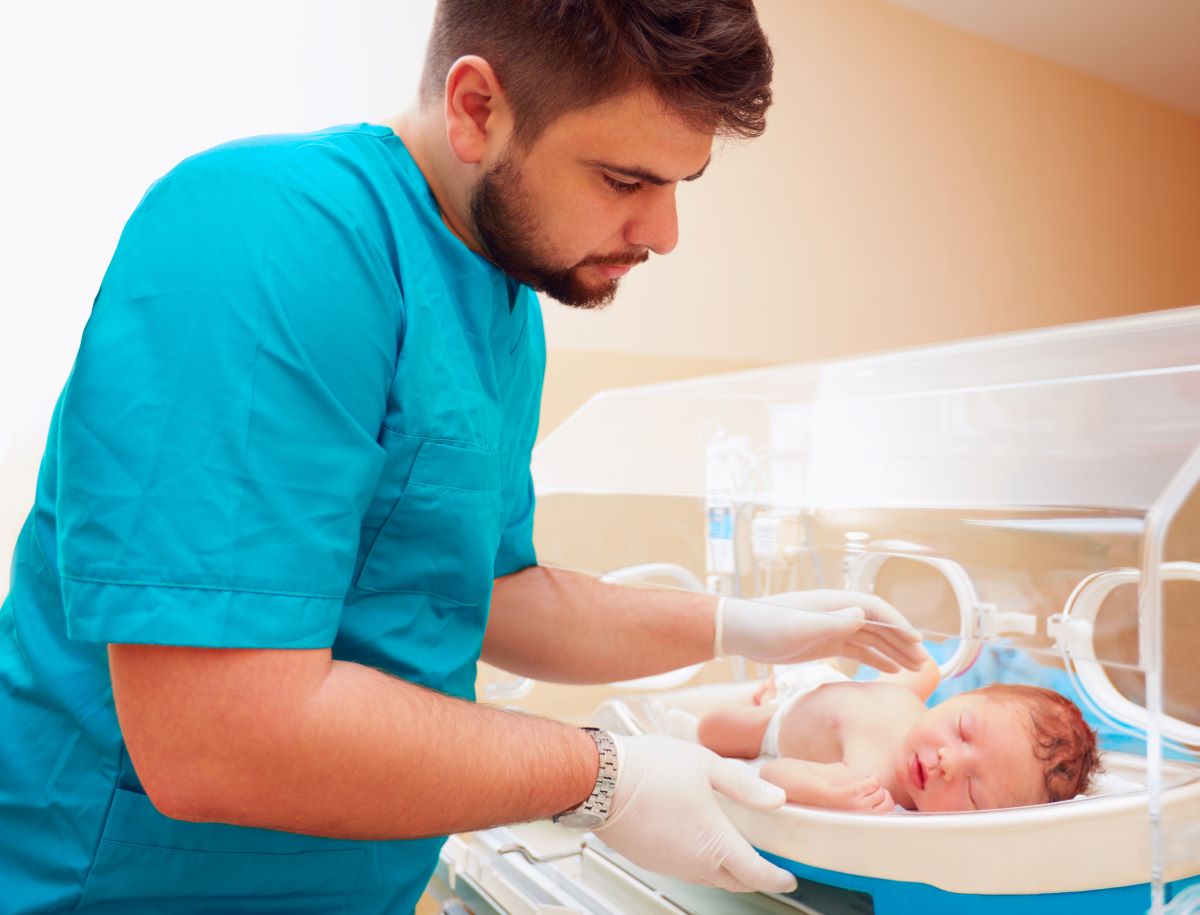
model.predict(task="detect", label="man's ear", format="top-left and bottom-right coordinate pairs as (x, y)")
top-left (443, 55), bottom-right (512, 166)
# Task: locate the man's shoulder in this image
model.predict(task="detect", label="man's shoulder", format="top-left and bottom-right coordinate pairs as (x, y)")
top-left (146, 124), bottom-right (400, 213)
top-left (178, 123), bottom-right (389, 175)
top-left (119, 124), bottom-right (422, 261)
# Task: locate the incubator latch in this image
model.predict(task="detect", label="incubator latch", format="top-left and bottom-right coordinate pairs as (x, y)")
top-left (1047, 613), bottom-right (1094, 658)
top-left (975, 602), bottom-right (1037, 639)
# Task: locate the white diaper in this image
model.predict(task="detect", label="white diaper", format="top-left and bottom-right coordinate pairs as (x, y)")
top-left (759, 663), bottom-right (850, 758)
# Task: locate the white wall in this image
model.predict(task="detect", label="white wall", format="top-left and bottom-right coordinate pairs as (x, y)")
top-left (0, 1), bottom-right (436, 589)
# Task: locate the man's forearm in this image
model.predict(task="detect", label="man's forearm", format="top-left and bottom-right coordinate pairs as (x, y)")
top-left (482, 565), bottom-right (716, 683)
top-left (111, 645), bottom-right (599, 840)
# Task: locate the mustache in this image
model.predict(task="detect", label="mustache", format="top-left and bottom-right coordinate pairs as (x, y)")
top-left (576, 249), bottom-right (650, 269)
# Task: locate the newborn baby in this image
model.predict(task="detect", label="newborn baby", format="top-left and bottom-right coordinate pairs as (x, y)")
top-left (697, 659), bottom-right (1100, 813)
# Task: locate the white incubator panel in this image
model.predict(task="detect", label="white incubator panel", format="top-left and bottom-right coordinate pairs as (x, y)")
top-left (524, 306), bottom-right (1200, 915)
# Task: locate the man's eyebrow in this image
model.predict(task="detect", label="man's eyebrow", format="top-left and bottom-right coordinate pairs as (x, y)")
top-left (584, 157), bottom-right (711, 186)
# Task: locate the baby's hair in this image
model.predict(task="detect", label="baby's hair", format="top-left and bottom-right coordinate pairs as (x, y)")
top-left (976, 684), bottom-right (1102, 802)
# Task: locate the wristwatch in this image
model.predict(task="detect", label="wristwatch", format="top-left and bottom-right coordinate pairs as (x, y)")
top-left (552, 728), bottom-right (620, 830)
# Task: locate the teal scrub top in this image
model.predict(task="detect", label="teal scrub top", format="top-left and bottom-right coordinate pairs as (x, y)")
top-left (0, 124), bottom-right (545, 913)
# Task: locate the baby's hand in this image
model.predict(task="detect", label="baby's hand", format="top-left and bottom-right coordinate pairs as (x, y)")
top-left (827, 776), bottom-right (895, 814)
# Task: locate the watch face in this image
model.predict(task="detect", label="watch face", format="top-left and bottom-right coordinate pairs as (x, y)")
top-left (554, 810), bottom-right (605, 830)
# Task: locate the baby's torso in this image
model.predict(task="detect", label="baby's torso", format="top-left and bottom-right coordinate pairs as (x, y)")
top-left (776, 681), bottom-right (926, 777)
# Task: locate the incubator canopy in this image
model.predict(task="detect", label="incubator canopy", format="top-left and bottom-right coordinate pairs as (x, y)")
top-left (527, 306), bottom-right (1200, 911)
top-left (533, 305), bottom-right (1200, 724)
top-left (534, 306), bottom-right (1200, 510)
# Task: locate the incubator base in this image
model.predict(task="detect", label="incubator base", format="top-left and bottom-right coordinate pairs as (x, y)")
top-left (764, 854), bottom-right (1200, 915)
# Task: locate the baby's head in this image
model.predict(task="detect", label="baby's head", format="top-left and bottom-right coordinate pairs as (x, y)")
top-left (893, 684), bottom-right (1101, 812)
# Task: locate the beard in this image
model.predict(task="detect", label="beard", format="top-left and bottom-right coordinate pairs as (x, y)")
top-left (469, 151), bottom-right (647, 309)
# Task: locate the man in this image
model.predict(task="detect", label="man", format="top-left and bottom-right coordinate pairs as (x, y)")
top-left (0, 2), bottom-right (925, 911)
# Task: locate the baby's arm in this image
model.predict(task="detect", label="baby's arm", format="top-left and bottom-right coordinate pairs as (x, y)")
top-left (875, 650), bottom-right (940, 701)
top-left (759, 759), bottom-right (894, 814)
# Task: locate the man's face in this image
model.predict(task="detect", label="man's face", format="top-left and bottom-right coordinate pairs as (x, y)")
top-left (470, 87), bottom-right (714, 308)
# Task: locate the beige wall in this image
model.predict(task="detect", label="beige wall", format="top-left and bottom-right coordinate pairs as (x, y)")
top-left (540, 0), bottom-right (1200, 392)
top-left (521, 0), bottom-right (1200, 721)
top-left (538, 350), bottom-right (764, 440)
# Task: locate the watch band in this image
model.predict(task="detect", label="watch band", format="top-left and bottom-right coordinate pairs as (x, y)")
top-left (552, 728), bottom-right (620, 830)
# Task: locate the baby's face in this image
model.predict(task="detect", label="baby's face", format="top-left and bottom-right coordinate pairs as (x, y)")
top-left (892, 693), bottom-right (1046, 812)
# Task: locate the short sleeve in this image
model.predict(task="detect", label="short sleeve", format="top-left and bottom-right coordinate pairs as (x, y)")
top-left (493, 469), bottom-right (537, 579)
top-left (492, 292), bottom-right (544, 580)
top-left (57, 149), bottom-right (402, 648)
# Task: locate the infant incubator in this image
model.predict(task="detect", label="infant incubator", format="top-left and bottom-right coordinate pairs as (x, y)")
top-left (516, 306), bottom-right (1200, 915)
top-left (428, 306), bottom-right (1200, 914)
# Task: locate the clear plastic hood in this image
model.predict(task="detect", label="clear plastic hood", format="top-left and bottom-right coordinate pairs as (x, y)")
top-left (533, 305), bottom-right (1200, 511)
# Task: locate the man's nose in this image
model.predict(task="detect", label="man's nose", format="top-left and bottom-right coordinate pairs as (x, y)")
top-left (624, 187), bottom-right (679, 256)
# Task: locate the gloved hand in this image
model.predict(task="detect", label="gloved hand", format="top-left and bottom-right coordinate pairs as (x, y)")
top-left (717, 589), bottom-right (926, 672)
top-left (594, 734), bottom-right (798, 894)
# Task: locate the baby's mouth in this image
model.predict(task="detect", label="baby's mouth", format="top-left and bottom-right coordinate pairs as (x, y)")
top-left (910, 754), bottom-right (927, 791)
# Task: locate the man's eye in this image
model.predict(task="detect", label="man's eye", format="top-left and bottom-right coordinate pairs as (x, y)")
top-left (958, 714), bottom-right (970, 742)
top-left (602, 174), bottom-right (641, 195)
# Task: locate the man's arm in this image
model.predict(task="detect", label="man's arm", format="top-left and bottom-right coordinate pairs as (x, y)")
top-left (109, 644), bottom-right (598, 838)
top-left (482, 565), bottom-right (716, 683)
top-left (483, 568), bottom-right (929, 684)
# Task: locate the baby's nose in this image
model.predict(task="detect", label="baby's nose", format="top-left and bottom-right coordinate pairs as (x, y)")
top-left (936, 747), bottom-right (957, 780)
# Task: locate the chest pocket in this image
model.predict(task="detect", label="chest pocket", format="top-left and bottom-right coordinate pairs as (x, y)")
top-left (355, 438), bottom-right (503, 606)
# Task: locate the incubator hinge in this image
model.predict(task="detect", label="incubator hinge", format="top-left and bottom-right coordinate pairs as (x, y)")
top-left (1046, 613), bottom-right (1095, 658)
top-left (975, 602), bottom-right (1037, 639)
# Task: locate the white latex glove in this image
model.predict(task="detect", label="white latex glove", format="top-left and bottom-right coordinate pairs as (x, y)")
top-left (594, 734), bottom-right (798, 894)
top-left (717, 589), bottom-right (926, 672)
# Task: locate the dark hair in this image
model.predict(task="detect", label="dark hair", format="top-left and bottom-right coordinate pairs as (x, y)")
top-left (420, 0), bottom-right (773, 145)
top-left (978, 684), bottom-right (1102, 803)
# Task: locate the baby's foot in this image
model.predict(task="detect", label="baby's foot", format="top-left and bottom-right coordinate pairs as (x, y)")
top-left (828, 777), bottom-right (895, 814)
top-left (752, 678), bottom-right (778, 706)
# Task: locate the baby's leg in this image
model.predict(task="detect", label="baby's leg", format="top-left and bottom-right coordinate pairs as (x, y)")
top-left (697, 706), bottom-right (775, 759)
